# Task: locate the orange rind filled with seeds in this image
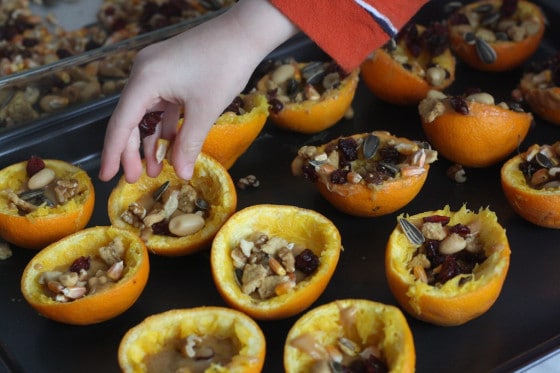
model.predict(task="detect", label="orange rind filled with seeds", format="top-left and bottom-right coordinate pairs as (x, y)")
top-left (284, 299), bottom-right (415, 373)
top-left (361, 22), bottom-right (456, 105)
top-left (118, 307), bottom-right (266, 373)
top-left (291, 131), bottom-right (438, 217)
top-left (108, 155), bottom-right (237, 256)
top-left (501, 143), bottom-right (560, 228)
top-left (0, 157), bottom-right (94, 250)
top-left (255, 60), bottom-right (359, 134)
top-left (385, 205), bottom-right (511, 326)
top-left (210, 204), bottom-right (342, 320)
top-left (419, 90), bottom-right (532, 167)
top-left (21, 226), bottom-right (149, 325)
top-left (448, 0), bottom-right (545, 72)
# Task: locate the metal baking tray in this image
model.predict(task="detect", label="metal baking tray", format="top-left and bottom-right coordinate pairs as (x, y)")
top-left (1, 0), bottom-right (560, 371)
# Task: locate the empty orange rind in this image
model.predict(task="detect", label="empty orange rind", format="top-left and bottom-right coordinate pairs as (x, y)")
top-left (284, 299), bottom-right (415, 373)
top-left (361, 22), bottom-right (456, 105)
top-left (385, 205), bottom-right (511, 326)
top-left (210, 204), bottom-right (342, 320)
top-left (118, 307), bottom-right (266, 373)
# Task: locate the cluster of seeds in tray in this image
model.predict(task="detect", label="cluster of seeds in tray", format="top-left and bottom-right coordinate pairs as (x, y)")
top-left (518, 142), bottom-right (560, 189)
top-left (230, 232), bottom-right (319, 300)
top-left (400, 216), bottom-right (487, 286)
top-left (120, 180), bottom-right (210, 240)
top-left (257, 59), bottom-right (349, 114)
top-left (448, 0), bottom-right (542, 64)
top-left (4, 156), bottom-right (80, 215)
top-left (39, 237), bottom-right (126, 302)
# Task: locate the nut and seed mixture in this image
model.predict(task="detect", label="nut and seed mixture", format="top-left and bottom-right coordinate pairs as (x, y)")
top-left (448, 0), bottom-right (543, 65)
top-left (38, 237), bottom-right (127, 302)
top-left (419, 88), bottom-right (525, 123)
top-left (144, 333), bottom-right (237, 373)
top-left (289, 303), bottom-right (388, 373)
top-left (2, 156), bottom-right (84, 216)
top-left (292, 131), bottom-right (438, 193)
top-left (120, 180), bottom-right (210, 241)
top-left (230, 232), bottom-right (320, 300)
top-left (374, 22), bottom-right (452, 87)
top-left (255, 59), bottom-right (352, 114)
top-left (517, 142), bottom-right (560, 190)
top-left (400, 215), bottom-right (487, 286)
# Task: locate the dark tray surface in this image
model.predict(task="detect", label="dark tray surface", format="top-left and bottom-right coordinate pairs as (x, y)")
top-left (1, 1), bottom-right (560, 372)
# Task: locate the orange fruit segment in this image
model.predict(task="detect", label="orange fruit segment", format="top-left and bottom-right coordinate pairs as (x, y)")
top-left (21, 226), bottom-right (149, 325)
top-left (0, 158), bottom-right (95, 249)
top-left (361, 23), bottom-right (456, 105)
top-left (501, 143), bottom-right (560, 228)
top-left (255, 60), bottom-right (359, 134)
top-left (108, 154), bottom-right (237, 256)
top-left (385, 205), bottom-right (511, 326)
top-left (292, 131), bottom-right (438, 217)
top-left (118, 307), bottom-right (266, 373)
top-left (210, 204), bottom-right (342, 320)
top-left (284, 299), bottom-right (415, 373)
top-left (419, 90), bottom-right (533, 167)
top-left (448, 0), bottom-right (545, 72)
top-left (202, 92), bottom-right (269, 169)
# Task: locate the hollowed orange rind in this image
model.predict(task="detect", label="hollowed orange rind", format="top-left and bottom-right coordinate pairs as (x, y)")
top-left (21, 226), bottom-right (149, 325)
top-left (419, 94), bottom-right (533, 167)
top-left (283, 299), bottom-right (415, 373)
top-left (518, 72), bottom-right (560, 125)
top-left (0, 159), bottom-right (95, 250)
top-left (108, 154), bottom-right (237, 256)
top-left (448, 0), bottom-right (545, 72)
top-left (257, 62), bottom-right (360, 134)
top-left (210, 204), bottom-right (342, 320)
top-left (118, 307), bottom-right (266, 373)
top-left (361, 24), bottom-right (456, 105)
top-left (202, 92), bottom-right (269, 169)
top-left (385, 205), bottom-right (511, 326)
top-left (501, 145), bottom-right (560, 228)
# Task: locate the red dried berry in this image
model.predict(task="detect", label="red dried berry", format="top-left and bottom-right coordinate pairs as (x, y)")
top-left (138, 111), bottom-right (164, 140)
top-left (295, 248), bottom-right (320, 274)
top-left (423, 215), bottom-right (451, 225)
top-left (69, 256), bottom-right (90, 273)
top-left (26, 156), bottom-right (45, 177)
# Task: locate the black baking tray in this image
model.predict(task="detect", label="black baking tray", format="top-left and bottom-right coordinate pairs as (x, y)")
top-left (1, 1), bottom-right (560, 372)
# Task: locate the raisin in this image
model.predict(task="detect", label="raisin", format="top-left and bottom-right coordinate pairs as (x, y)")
top-left (69, 256), bottom-right (90, 273)
top-left (435, 255), bottom-right (461, 284)
top-left (138, 111), bottom-right (164, 140)
top-left (223, 96), bottom-right (244, 115)
top-left (268, 98), bottom-right (284, 114)
top-left (152, 220), bottom-right (171, 236)
top-left (500, 0), bottom-right (518, 17)
top-left (330, 169), bottom-right (349, 184)
top-left (301, 164), bottom-right (319, 182)
top-left (338, 137), bottom-right (359, 162)
top-left (423, 239), bottom-right (445, 267)
top-left (378, 146), bottom-right (400, 164)
top-left (295, 249), bottom-right (320, 274)
top-left (448, 223), bottom-right (470, 237)
top-left (449, 96), bottom-right (469, 115)
top-left (26, 156), bottom-right (45, 177)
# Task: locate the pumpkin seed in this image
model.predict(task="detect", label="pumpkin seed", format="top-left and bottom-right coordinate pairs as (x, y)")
top-left (475, 37), bottom-right (497, 64)
top-left (363, 134), bottom-right (380, 159)
top-left (152, 180), bottom-right (170, 201)
top-left (399, 218), bottom-right (425, 246)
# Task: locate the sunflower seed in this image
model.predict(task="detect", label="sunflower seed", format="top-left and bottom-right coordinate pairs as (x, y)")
top-left (152, 181), bottom-right (170, 201)
top-left (473, 3), bottom-right (494, 13)
top-left (399, 218), bottom-right (425, 246)
top-left (385, 38), bottom-right (397, 51)
top-left (464, 32), bottom-right (477, 45)
top-left (301, 62), bottom-right (326, 85)
top-left (195, 198), bottom-right (209, 210)
top-left (363, 134), bottom-right (380, 159)
top-left (536, 152), bottom-right (554, 168)
top-left (475, 37), bottom-right (497, 64)
top-left (444, 1), bottom-right (463, 13)
top-left (481, 11), bottom-right (500, 26)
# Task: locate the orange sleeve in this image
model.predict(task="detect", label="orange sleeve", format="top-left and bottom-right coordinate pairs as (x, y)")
top-left (269, 0), bottom-right (429, 71)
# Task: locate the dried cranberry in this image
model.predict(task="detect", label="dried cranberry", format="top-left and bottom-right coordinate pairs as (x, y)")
top-left (268, 98), bottom-right (284, 114)
top-left (69, 256), bottom-right (90, 273)
top-left (423, 215), bottom-right (450, 225)
top-left (138, 111), bottom-right (164, 140)
top-left (22, 37), bottom-right (38, 47)
top-left (423, 239), bottom-right (445, 267)
top-left (152, 220), bottom-right (171, 236)
top-left (500, 0), bottom-right (518, 17)
top-left (435, 255), bottom-right (461, 284)
top-left (449, 96), bottom-right (469, 115)
top-left (26, 156), bottom-right (45, 177)
top-left (295, 249), bottom-right (320, 274)
top-left (448, 223), bottom-right (471, 237)
top-left (338, 137), bottom-right (359, 162)
top-left (330, 169), bottom-right (349, 184)
top-left (301, 164), bottom-right (318, 182)
top-left (422, 22), bottom-right (449, 57)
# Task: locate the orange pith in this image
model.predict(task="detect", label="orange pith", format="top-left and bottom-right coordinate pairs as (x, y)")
top-left (501, 144), bottom-right (560, 228)
top-left (210, 204), bottom-right (342, 320)
top-left (118, 307), bottom-right (266, 373)
top-left (0, 159), bottom-right (95, 250)
top-left (283, 299), bottom-right (415, 373)
top-left (361, 24), bottom-right (456, 105)
top-left (419, 93), bottom-right (533, 167)
top-left (448, 0), bottom-right (545, 72)
top-left (292, 131), bottom-right (437, 217)
top-left (256, 61), bottom-right (360, 134)
top-left (21, 226), bottom-right (149, 325)
top-left (107, 154), bottom-right (237, 256)
top-left (202, 92), bottom-right (269, 169)
top-left (385, 205), bottom-right (511, 326)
